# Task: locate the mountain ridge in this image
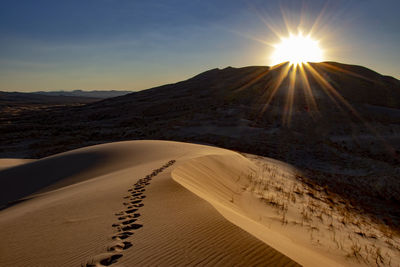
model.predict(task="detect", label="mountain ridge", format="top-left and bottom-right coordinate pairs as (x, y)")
top-left (32, 89), bottom-right (134, 99)
top-left (0, 91), bottom-right (100, 104)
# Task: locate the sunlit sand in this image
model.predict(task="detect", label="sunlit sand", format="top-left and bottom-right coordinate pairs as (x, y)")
top-left (1, 140), bottom-right (398, 266)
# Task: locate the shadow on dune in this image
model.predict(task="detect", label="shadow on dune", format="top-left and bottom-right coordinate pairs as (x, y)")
top-left (0, 151), bottom-right (109, 209)
top-left (0, 140), bottom-right (212, 209)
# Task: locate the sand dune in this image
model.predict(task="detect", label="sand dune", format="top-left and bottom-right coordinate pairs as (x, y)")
top-left (0, 141), bottom-right (298, 266)
top-left (1, 140), bottom-right (398, 266)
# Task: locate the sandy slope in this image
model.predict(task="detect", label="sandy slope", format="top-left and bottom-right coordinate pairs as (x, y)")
top-left (2, 140), bottom-right (397, 266)
top-left (0, 141), bottom-right (298, 267)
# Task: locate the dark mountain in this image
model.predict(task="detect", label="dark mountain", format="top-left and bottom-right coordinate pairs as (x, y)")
top-left (1, 61), bottom-right (400, 229)
top-left (34, 90), bottom-right (134, 99)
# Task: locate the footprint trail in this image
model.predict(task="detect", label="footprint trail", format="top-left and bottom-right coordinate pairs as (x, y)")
top-left (82, 160), bottom-right (176, 266)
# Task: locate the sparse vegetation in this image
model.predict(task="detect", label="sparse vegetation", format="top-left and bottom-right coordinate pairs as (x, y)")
top-left (241, 155), bottom-right (400, 266)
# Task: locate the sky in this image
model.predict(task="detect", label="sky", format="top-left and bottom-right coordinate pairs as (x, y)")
top-left (0, 0), bottom-right (399, 92)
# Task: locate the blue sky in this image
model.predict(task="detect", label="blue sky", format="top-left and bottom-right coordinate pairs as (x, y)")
top-left (0, 0), bottom-right (399, 91)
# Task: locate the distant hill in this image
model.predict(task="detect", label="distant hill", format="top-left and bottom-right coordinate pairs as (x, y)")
top-left (0, 91), bottom-right (100, 105)
top-left (34, 90), bottom-right (134, 99)
top-left (0, 91), bottom-right (101, 120)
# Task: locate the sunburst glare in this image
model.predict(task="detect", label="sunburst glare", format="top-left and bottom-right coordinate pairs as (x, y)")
top-left (231, 6), bottom-right (379, 133)
top-left (271, 32), bottom-right (323, 65)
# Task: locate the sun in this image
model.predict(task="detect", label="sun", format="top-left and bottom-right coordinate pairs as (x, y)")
top-left (271, 32), bottom-right (323, 65)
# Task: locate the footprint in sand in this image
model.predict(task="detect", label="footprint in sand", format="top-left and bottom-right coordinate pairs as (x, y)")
top-left (123, 200), bottom-right (142, 206)
top-left (118, 213), bottom-right (140, 220)
top-left (121, 219), bottom-right (137, 225)
top-left (130, 203), bottom-right (144, 208)
top-left (107, 241), bottom-right (132, 252)
top-left (129, 188), bottom-right (141, 192)
top-left (131, 195), bottom-right (146, 200)
top-left (124, 208), bottom-right (138, 214)
top-left (125, 204), bottom-right (143, 209)
top-left (118, 223), bottom-right (143, 232)
top-left (82, 253), bottom-right (123, 267)
top-left (112, 231), bottom-right (133, 240)
top-left (112, 219), bottom-right (138, 228)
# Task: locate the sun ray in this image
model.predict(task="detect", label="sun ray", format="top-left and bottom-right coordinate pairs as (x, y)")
top-left (279, 6), bottom-right (294, 35)
top-left (298, 2), bottom-right (307, 30)
top-left (304, 63), bottom-right (358, 115)
top-left (226, 29), bottom-right (274, 47)
top-left (283, 64), bottom-right (297, 125)
top-left (319, 62), bottom-right (378, 84)
top-left (298, 63), bottom-right (319, 116)
top-left (260, 62), bottom-right (291, 114)
top-left (234, 68), bottom-right (271, 93)
top-left (250, 6), bottom-right (285, 40)
top-left (308, 2), bottom-right (329, 37)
